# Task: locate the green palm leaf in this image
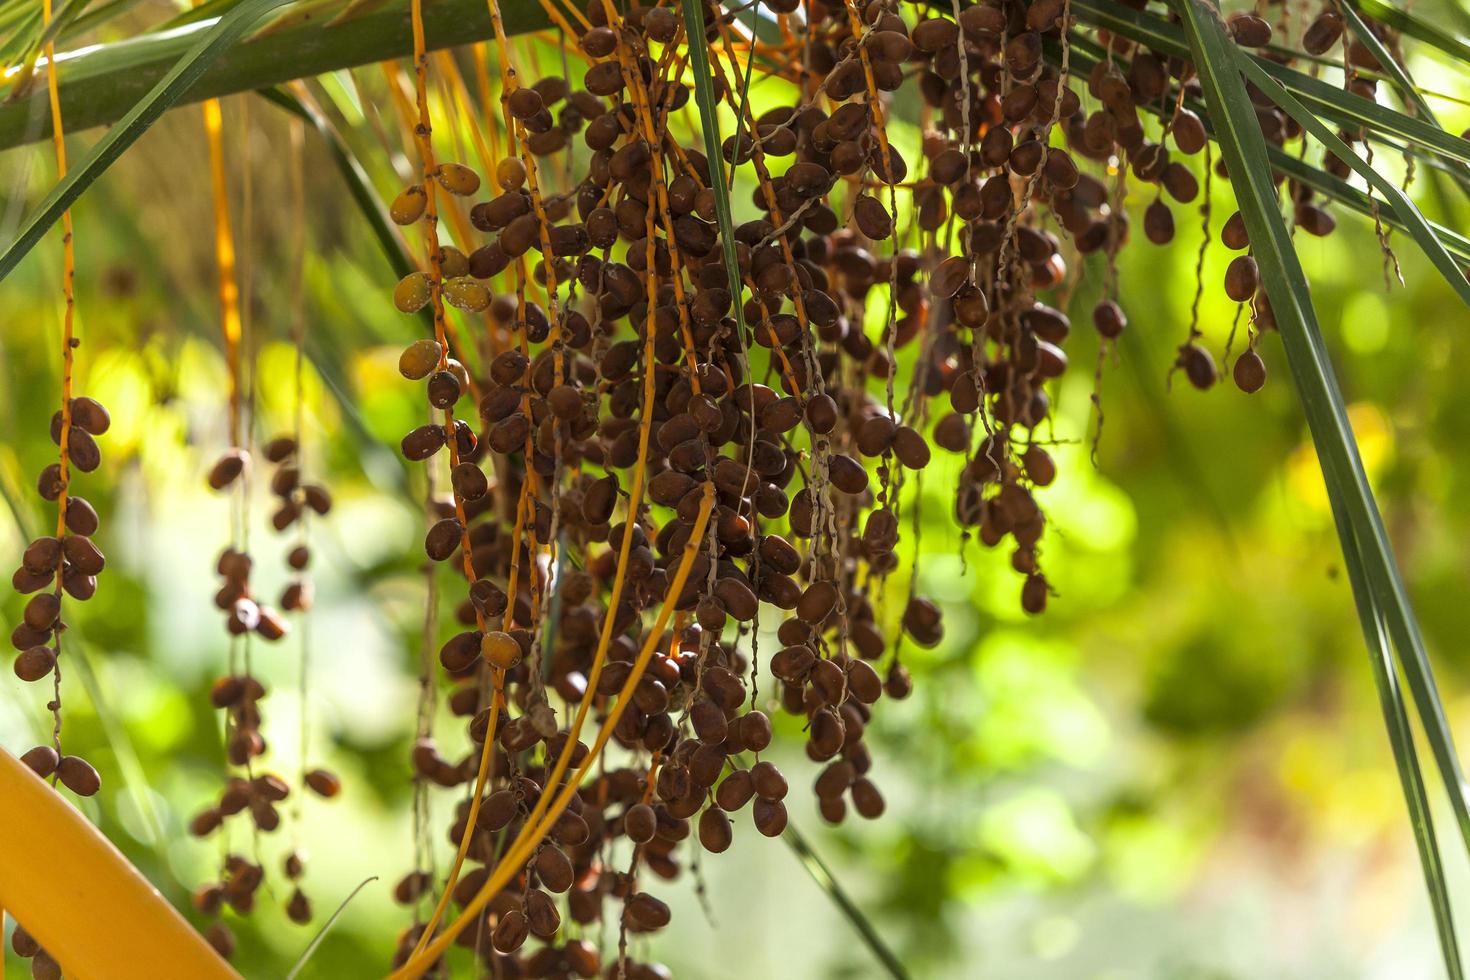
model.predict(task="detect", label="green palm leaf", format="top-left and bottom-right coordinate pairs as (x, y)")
top-left (1175, 3), bottom-right (1467, 977)
top-left (1351, 0), bottom-right (1470, 64)
top-left (1236, 62), bottom-right (1470, 327)
top-left (0, 0), bottom-right (296, 284)
top-left (679, 0), bottom-right (749, 347)
top-left (1070, 0), bottom-right (1470, 171)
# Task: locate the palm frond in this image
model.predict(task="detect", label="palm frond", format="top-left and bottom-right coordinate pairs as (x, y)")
top-left (258, 84), bottom-right (416, 282)
top-left (65, 0), bottom-right (150, 38)
top-left (1055, 37), bottom-right (1470, 263)
top-left (1175, 3), bottom-right (1468, 977)
top-left (0, 0), bottom-right (553, 151)
top-left (1238, 62), bottom-right (1470, 319)
top-left (1351, 0), bottom-right (1470, 64)
top-left (284, 876), bottom-right (379, 980)
top-left (0, 0), bottom-right (298, 284)
top-left (1345, 519), bottom-right (1464, 980)
top-left (783, 823), bottom-right (911, 980)
top-left (1338, 0), bottom-right (1439, 125)
top-left (1070, 0), bottom-right (1470, 174)
top-left (1, 0), bottom-right (90, 97)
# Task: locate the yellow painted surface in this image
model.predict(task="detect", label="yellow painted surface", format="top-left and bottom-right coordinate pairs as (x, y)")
top-left (0, 748), bottom-right (239, 980)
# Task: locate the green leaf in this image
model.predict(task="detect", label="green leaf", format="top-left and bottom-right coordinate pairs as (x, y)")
top-left (1263, 145), bottom-right (1470, 263)
top-left (678, 0), bottom-right (750, 352)
top-left (1236, 58), bottom-right (1470, 308)
top-left (1070, 0), bottom-right (1470, 170)
top-left (284, 876), bottom-right (379, 980)
top-left (782, 823), bottom-right (911, 980)
top-left (34, 0), bottom-right (94, 52)
top-left (1174, 4), bottom-right (1467, 979)
top-left (1350, 0), bottom-right (1470, 65)
top-left (64, 0), bottom-right (150, 39)
top-left (1054, 37), bottom-right (1470, 263)
top-left (1, 0), bottom-right (91, 94)
top-left (726, 2), bottom-right (760, 192)
top-left (70, 643), bottom-right (170, 862)
top-left (0, 0), bottom-right (552, 151)
top-left (0, 0), bottom-right (297, 285)
top-left (252, 84), bottom-right (441, 491)
top-left (156, 0), bottom-right (253, 31)
top-left (0, 8), bottom-right (42, 72)
top-left (1338, 0), bottom-right (1440, 125)
top-left (1334, 0), bottom-right (1470, 197)
top-left (1340, 515), bottom-right (1464, 980)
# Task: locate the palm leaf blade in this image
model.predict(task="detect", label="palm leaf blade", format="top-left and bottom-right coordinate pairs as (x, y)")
top-left (1174, 3), bottom-right (1467, 978)
top-left (1071, 0), bottom-right (1470, 171)
top-left (1054, 36), bottom-right (1470, 263)
top-left (1351, 0), bottom-right (1470, 64)
top-left (784, 824), bottom-right (911, 980)
top-left (1236, 63), bottom-right (1470, 331)
top-left (678, 0), bottom-right (749, 345)
top-left (0, 0), bottom-right (296, 284)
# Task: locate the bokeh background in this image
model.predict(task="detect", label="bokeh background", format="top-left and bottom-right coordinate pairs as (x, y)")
top-left (4, 14), bottom-right (1470, 980)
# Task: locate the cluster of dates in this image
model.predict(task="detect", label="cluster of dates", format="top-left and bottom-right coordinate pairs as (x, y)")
top-left (9, 396), bottom-right (110, 795)
top-left (9, 393), bottom-right (110, 980)
top-left (188, 438), bottom-right (340, 952)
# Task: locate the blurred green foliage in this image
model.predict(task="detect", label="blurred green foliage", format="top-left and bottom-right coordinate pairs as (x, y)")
top-left (3, 23), bottom-right (1470, 980)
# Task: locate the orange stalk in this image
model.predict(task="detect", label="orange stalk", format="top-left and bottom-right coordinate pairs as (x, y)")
top-left (484, 0), bottom-right (563, 368)
top-left (40, 0), bottom-right (76, 758)
top-left (460, 0), bottom-right (673, 881)
top-left (610, 16), bottom-right (704, 394)
top-left (0, 748), bottom-right (240, 979)
top-left (406, 11), bottom-right (680, 959)
top-left (641, 751), bottom-right (663, 805)
top-left (202, 97), bottom-right (242, 448)
top-left (398, 2), bottom-right (516, 957)
top-left (42, 0), bottom-right (76, 557)
top-left (381, 63), bottom-right (492, 390)
top-left (839, 0), bottom-right (896, 179)
top-left (409, 671), bottom-right (504, 951)
top-left (530, 0), bottom-right (582, 40)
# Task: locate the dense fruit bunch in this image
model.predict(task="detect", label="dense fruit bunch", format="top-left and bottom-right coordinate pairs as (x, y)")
top-left (370, 0), bottom-right (1349, 973)
top-left (8, 341), bottom-right (108, 980)
top-left (8, 396), bottom-right (108, 791)
top-left (9, 393), bottom-right (110, 792)
top-left (10, 0), bottom-right (1408, 974)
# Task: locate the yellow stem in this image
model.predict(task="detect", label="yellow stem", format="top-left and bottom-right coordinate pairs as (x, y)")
top-left (400, 2), bottom-right (511, 956)
top-left (43, 0), bottom-right (75, 557)
top-left (393, 31), bottom-right (486, 612)
top-left (839, 0), bottom-right (896, 177)
top-left (202, 98), bottom-right (242, 449)
top-left (381, 62), bottom-right (489, 394)
top-left (531, 0), bottom-right (583, 39)
top-left (0, 748), bottom-right (239, 979)
top-left (409, 671), bottom-right (504, 951)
